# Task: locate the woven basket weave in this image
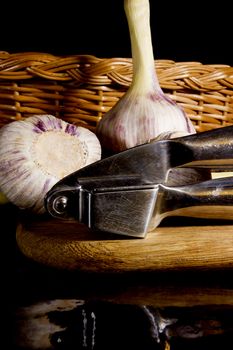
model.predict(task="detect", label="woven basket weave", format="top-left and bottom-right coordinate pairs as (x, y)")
top-left (0, 51), bottom-right (233, 132)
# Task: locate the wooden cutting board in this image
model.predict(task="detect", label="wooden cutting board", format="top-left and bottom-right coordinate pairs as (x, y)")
top-left (16, 216), bottom-right (233, 273)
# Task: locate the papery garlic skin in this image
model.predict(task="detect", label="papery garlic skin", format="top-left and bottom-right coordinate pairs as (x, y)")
top-left (0, 115), bottom-right (101, 213)
top-left (97, 91), bottom-right (195, 152)
top-left (96, 0), bottom-right (196, 152)
top-left (150, 130), bottom-right (191, 142)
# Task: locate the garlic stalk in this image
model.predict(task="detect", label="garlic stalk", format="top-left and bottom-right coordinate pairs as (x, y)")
top-left (0, 115), bottom-right (101, 213)
top-left (96, 0), bottom-right (195, 152)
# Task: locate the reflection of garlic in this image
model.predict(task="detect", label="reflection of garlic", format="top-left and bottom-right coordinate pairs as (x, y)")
top-left (0, 115), bottom-right (101, 213)
top-left (0, 191), bottom-right (9, 205)
top-left (96, 0), bottom-right (195, 152)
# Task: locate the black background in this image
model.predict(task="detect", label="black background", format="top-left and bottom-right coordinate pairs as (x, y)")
top-left (1, 0), bottom-right (232, 65)
top-left (1, 2), bottom-right (233, 347)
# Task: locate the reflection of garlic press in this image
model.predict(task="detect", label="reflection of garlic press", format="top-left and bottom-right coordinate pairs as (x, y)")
top-left (45, 126), bottom-right (233, 238)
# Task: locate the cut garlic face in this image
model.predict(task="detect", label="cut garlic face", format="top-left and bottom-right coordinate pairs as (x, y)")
top-left (0, 115), bottom-right (101, 213)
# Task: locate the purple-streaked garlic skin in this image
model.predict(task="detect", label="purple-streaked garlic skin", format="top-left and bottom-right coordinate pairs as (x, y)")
top-left (0, 115), bottom-right (101, 213)
top-left (96, 0), bottom-right (196, 153)
top-left (96, 91), bottom-right (195, 152)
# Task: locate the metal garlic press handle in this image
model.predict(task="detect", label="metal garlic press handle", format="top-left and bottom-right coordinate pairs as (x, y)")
top-left (90, 176), bottom-right (233, 237)
top-left (152, 176), bottom-right (233, 229)
top-left (45, 176), bottom-right (233, 238)
top-left (175, 125), bottom-right (233, 169)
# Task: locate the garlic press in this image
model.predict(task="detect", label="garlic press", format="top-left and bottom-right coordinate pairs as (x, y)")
top-left (45, 126), bottom-right (233, 238)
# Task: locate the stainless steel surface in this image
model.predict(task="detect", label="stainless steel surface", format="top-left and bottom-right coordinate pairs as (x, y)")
top-left (46, 176), bottom-right (233, 238)
top-left (45, 126), bottom-right (233, 237)
top-left (150, 176), bottom-right (233, 232)
top-left (48, 126), bottom-right (233, 190)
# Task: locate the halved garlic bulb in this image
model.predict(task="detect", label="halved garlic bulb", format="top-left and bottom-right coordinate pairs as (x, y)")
top-left (0, 115), bottom-right (101, 213)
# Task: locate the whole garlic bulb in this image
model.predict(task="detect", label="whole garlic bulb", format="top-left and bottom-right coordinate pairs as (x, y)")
top-left (0, 115), bottom-right (101, 213)
top-left (96, 0), bottom-right (196, 152)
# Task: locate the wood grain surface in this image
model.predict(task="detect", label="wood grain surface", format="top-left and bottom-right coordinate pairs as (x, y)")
top-left (16, 216), bottom-right (233, 273)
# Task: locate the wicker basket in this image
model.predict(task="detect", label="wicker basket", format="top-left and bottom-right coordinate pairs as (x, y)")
top-left (0, 51), bottom-right (233, 132)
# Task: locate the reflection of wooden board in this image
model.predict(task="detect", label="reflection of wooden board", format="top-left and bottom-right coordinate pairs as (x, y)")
top-left (16, 217), bottom-right (233, 273)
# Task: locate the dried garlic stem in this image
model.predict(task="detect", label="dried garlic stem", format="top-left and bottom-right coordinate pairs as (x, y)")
top-left (124, 0), bottom-right (161, 92)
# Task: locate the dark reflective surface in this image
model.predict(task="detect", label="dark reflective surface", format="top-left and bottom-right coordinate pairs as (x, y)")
top-left (2, 203), bottom-right (233, 349)
top-left (15, 299), bottom-right (233, 350)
